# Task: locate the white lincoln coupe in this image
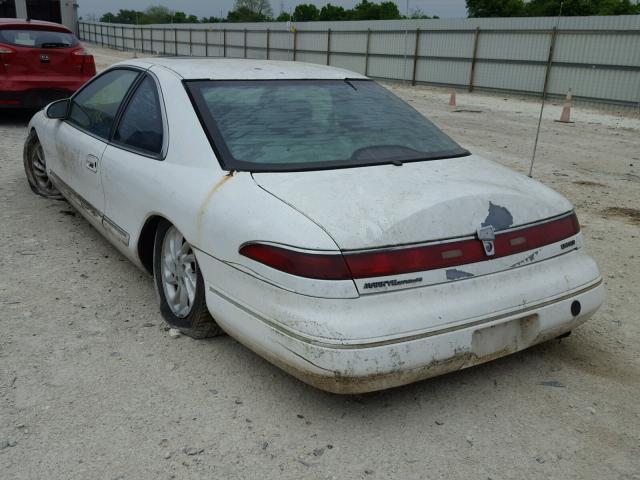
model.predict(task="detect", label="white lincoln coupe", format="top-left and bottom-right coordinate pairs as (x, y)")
top-left (23, 58), bottom-right (603, 393)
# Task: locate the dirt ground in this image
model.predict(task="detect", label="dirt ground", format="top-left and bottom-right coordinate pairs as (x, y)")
top-left (1, 46), bottom-right (639, 480)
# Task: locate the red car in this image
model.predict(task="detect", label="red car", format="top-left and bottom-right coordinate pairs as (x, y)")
top-left (0, 18), bottom-right (95, 109)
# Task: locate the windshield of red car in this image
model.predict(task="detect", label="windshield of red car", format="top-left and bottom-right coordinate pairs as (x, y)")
top-left (186, 79), bottom-right (469, 172)
top-left (0, 29), bottom-right (78, 48)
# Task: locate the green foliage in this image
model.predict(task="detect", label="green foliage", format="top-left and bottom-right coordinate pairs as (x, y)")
top-left (227, 6), bottom-right (269, 22)
top-left (526, 0), bottom-right (640, 16)
top-left (352, 0), bottom-right (402, 20)
top-left (466, 0), bottom-right (640, 17)
top-left (276, 12), bottom-right (292, 21)
top-left (97, 0), bottom-right (438, 25)
top-left (229, 0), bottom-right (273, 20)
top-left (318, 4), bottom-right (350, 21)
top-left (293, 4), bottom-right (320, 21)
top-left (466, 0), bottom-right (526, 17)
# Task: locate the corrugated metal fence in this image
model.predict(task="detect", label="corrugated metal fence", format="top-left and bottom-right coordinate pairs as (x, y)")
top-left (78, 16), bottom-right (640, 107)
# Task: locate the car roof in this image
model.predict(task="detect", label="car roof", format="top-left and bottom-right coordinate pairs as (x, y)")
top-left (117, 57), bottom-right (368, 81)
top-left (0, 18), bottom-right (71, 33)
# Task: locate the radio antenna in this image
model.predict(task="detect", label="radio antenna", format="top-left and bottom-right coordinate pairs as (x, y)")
top-left (529, 1), bottom-right (564, 178)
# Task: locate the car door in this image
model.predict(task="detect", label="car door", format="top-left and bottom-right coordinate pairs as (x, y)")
top-left (51, 68), bottom-right (140, 229)
top-left (100, 73), bottom-right (167, 253)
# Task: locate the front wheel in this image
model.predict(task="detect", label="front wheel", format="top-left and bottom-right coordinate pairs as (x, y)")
top-left (23, 130), bottom-right (64, 200)
top-left (153, 220), bottom-right (223, 339)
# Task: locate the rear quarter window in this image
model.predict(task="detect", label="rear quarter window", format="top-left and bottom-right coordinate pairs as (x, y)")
top-left (0, 29), bottom-right (78, 48)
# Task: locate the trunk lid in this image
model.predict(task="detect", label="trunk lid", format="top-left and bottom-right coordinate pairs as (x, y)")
top-left (252, 155), bottom-right (573, 250)
top-left (253, 155), bottom-right (577, 293)
top-left (7, 46), bottom-right (82, 77)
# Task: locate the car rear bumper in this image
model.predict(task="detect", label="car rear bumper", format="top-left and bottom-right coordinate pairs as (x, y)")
top-left (0, 88), bottom-right (73, 108)
top-left (0, 77), bottom-right (90, 108)
top-left (199, 249), bottom-right (603, 393)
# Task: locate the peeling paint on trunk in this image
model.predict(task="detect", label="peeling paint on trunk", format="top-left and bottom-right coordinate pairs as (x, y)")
top-left (446, 269), bottom-right (475, 280)
top-left (482, 202), bottom-right (514, 231)
top-left (511, 249), bottom-right (541, 268)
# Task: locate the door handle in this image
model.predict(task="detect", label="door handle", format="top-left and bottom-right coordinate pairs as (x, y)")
top-left (85, 154), bottom-right (98, 173)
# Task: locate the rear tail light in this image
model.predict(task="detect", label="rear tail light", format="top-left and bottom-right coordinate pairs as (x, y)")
top-left (239, 243), bottom-right (352, 280)
top-left (0, 44), bottom-right (14, 73)
top-left (71, 47), bottom-right (96, 74)
top-left (240, 212), bottom-right (580, 280)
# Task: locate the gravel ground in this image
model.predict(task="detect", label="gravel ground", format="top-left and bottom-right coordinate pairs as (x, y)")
top-left (1, 46), bottom-right (639, 480)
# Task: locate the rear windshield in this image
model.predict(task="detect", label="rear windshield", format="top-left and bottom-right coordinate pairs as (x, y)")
top-left (0, 29), bottom-right (78, 48)
top-left (186, 79), bottom-right (468, 172)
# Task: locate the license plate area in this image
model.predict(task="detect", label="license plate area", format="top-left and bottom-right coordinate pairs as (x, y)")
top-left (471, 314), bottom-right (539, 360)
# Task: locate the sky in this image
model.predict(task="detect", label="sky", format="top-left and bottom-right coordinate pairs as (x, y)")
top-left (78, 0), bottom-right (469, 20)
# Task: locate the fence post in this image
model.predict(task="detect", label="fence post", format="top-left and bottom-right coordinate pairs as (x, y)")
top-left (205, 30), bottom-right (209, 57)
top-left (411, 29), bottom-right (421, 86)
top-left (364, 28), bottom-right (371, 76)
top-left (243, 28), bottom-right (247, 58)
top-left (468, 27), bottom-right (480, 92)
top-left (189, 29), bottom-right (192, 56)
top-left (266, 28), bottom-right (270, 59)
top-left (293, 28), bottom-right (297, 61)
top-left (223, 29), bottom-right (227, 57)
top-left (541, 27), bottom-right (558, 99)
top-left (151, 28), bottom-right (155, 54)
top-left (174, 28), bottom-right (178, 55)
top-left (163, 27), bottom-right (168, 55)
top-left (326, 28), bottom-right (331, 65)
top-left (100, 24), bottom-right (104, 47)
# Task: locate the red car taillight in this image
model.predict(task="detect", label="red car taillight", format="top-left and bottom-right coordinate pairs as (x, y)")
top-left (239, 243), bottom-right (352, 280)
top-left (71, 47), bottom-right (96, 75)
top-left (0, 43), bottom-right (15, 73)
top-left (240, 213), bottom-right (580, 280)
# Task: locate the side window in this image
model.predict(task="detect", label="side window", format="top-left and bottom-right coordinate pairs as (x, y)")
top-left (68, 69), bottom-right (139, 140)
top-left (114, 76), bottom-right (164, 156)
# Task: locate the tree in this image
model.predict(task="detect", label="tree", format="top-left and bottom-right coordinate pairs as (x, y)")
top-left (409, 8), bottom-right (437, 19)
top-left (143, 5), bottom-right (173, 23)
top-left (276, 11), bottom-right (292, 21)
top-left (227, 6), bottom-right (269, 22)
top-left (319, 4), bottom-right (350, 20)
top-left (201, 16), bottom-right (224, 23)
top-left (293, 4), bottom-right (320, 21)
top-left (100, 12), bottom-right (117, 22)
top-left (525, 0), bottom-right (640, 16)
top-left (379, 1), bottom-right (402, 19)
top-left (466, 0), bottom-right (526, 17)
top-left (352, 0), bottom-right (402, 20)
top-left (232, 0), bottom-right (273, 18)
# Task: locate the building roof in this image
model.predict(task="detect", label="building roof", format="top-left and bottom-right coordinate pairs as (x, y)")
top-left (115, 57), bottom-right (368, 81)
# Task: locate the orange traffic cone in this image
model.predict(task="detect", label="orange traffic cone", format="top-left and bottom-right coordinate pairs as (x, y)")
top-left (558, 89), bottom-right (573, 123)
top-left (449, 91), bottom-right (457, 107)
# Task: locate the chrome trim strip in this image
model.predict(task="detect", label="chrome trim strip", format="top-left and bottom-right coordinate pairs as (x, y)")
top-left (240, 211), bottom-right (576, 255)
top-left (50, 171), bottom-right (102, 224)
top-left (50, 171), bottom-right (131, 247)
top-left (342, 211), bottom-right (577, 254)
top-left (209, 277), bottom-right (602, 350)
top-left (103, 215), bottom-right (130, 246)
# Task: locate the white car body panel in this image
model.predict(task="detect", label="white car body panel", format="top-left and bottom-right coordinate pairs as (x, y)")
top-left (26, 58), bottom-right (603, 393)
top-left (252, 155), bottom-right (572, 249)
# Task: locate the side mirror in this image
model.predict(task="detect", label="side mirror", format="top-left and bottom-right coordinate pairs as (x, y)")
top-left (45, 98), bottom-right (70, 120)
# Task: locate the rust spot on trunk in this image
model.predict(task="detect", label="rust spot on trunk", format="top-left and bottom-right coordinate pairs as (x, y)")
top-left (197, 171), bottom-right (235, 238)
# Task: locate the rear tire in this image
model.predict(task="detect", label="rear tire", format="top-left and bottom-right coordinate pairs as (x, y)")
top-left (153, 220), bottom-right (223, 339)
top-left (23, 130), bottom-right (64, 200)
